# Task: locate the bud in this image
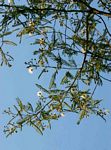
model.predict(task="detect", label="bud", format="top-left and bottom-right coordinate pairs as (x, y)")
top-left (81, 48), bottom-right (86, 54)
top-left (60, 113), bottom-right (65, 117)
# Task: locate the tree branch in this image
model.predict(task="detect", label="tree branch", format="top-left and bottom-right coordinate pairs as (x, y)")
top-left (0, 3), bottom-right (111, 18)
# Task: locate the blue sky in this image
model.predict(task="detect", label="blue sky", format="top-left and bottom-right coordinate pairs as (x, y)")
top-left (1, 1), bottom-right (111, 150)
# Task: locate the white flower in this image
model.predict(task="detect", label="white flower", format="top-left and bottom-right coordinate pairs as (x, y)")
top-left (37, 91), bottom-right (43, 98)
top-left (81, 48), bottom-right (86, 54)
top-left (28, 67), bottom-right (33, 74)
top-left (60, 113), bottom-right (65, 117)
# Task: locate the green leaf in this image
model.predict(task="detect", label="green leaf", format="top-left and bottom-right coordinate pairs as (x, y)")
top-left (92, 100), bottom-right (102, 106)
top-left (61, 71), bottom-right (73, 85)
top-left (17, 117), bottom-right (29, 125)
top-left (50, 89), bottom-right (64, 94)
top-left (49, 71), bottom-right (57, 89)
top-left (64, 102), bottom-right (71, 110)
top-left (27, 102), bottom-right (33, 112)
top-left (0, 28), bottom-right (19, 38)
top-left (61, 59), bottom-right (72, 67)
top-left (77, 110), bottom-right (86, 125)
top-left (35, 83), bottom-right (49, 93)
top-left (38, 68), bottom-right (46, 79)
top-left (35, 102), bottom-right (42, 112)
top-left (48, 120), bottom-right (51, 129)
top-left (66, 71), bottom-right (74, 79)
top-left (31, 121), bottom-right (43, 135)
top-left (3, 40), bottom-right (17, 46)
top-left (16, 98), bottom-right (23, 111)
top-left (61, 75), bottom-right (68, 85)
top-left (33, 50), bottom-right (40, 55)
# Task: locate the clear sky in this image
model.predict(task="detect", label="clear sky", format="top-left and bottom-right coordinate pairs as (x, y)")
top-left (0, 1), bottom-right (111, 150)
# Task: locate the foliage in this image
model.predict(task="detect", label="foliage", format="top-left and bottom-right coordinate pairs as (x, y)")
top-left (0, 0), bottom-right (111, 136)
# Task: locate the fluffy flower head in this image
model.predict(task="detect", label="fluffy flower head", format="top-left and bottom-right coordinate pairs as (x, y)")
top-left (37, 91), bottom-right (43, 98)
top-left (28, 67), bottom-right (33, 74)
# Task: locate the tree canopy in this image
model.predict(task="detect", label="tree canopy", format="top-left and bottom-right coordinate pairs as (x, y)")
top-left (0, 0), bottom-right (111, 137)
